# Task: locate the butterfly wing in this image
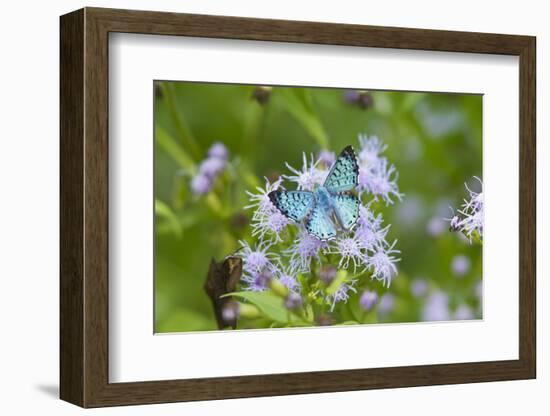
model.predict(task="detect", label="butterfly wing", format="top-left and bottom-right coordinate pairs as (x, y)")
top-left (306, 204), bottom-right (337, 241)
top-left (323, 146), bottom-right (359, 193)
top-left (333, 193), bottom-right (360, 230)
top-left (269, 190), bottom-right (314, 222)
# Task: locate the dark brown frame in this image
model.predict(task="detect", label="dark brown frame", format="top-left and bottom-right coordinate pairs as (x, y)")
top-left (60, 7), bottom-right (536, 408)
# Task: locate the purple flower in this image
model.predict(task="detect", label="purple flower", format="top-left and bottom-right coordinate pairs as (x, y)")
top-left (358, 134), bottom-right (387, 169)
top-left (451, 255), bottom-right (471, 277)
top-left (278, 272), bottom-right (300, 293)
top-left (318, 264), bottom-right (338, 285)
top-left (426, 216), bottom-right (446, 236)
top-left (365, 240), bottom-right (400, 287)
top-left (463, 177), bottom-right (483, 211)
top-left (285, 229), bottom-right (327, 273)
top-left (284, 153), bottom-right (324, 191)
top-left (326, 281), bottom-right (357, 312)
top-left (244, 270), bottom-right (273, 292)
top-left (245, 177), bottom-right (290, 242)
top-left (378, 293), bottom-right (395, 316)
top-left (238, 240), bottom-right (279, 291)
top-left (246, 177), bottom-right (283, 217)
top-left (422, 291), bottom-right (450, 321)
top-left (356, 135), bottom-right (402, 205)
top-left (448, 177), bottom-right (484, 241)
top-left (328, 234), bottom-right (366, 272)
top-left (190, 142), bottom-right (229, 197)
top-left (284, 292), bottom-right (303, 310)
top-left (355, 205), bottom-right (389, 251)
top-left (410, 278), bottom-right (428, 298)
top-left (449, 214), bottom-right (461, 231)
top-left (239, 240), bottom-right (279, 273)
top-left (453, 304), bottom-right (474, 320)
top-left (359, 290), bottom-right (378, 311)
top-left (317, 150), bottom-right (336, 169)
top-left (190, 174), bottom-right (212, 195)
top-left (458, 178), bottom-right (484, 240)
top-left (199, 156), bottom-right (226, 179)
top-left (258, 212), bottom-right (289, 241)
top-left (208, 142), bottom-right (228, 161)
top-left (358, 159), bottom-right (402, 205)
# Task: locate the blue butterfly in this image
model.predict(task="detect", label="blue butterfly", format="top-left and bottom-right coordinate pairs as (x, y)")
top-left (269, 146), bottom-right (360, 241)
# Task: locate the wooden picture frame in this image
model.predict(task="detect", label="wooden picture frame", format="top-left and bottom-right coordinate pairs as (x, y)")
top-left (60, 7), bottom-right (536, 408)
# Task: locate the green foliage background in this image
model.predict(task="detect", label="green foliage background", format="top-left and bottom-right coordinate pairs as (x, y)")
top-left (154, 81), bottom-right (482, 333)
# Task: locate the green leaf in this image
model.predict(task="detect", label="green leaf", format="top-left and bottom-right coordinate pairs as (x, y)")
top-left (276, 89), bottom-right (330, 148)
top-left (305, 304), bottom-right (314, 322)
top-left (161, 83), bottom-right (202, 160)
top-left (399, 93), bottom-right (426, 113)
top-left (293, 88), bottom-right (315, 113)
top-left (155, 199), bottom-right (182, 238)
top-left (155, 126), bottom-right (195, 174)
top-left (326, 270), bottom-right (349, 295)
top-left (223, 291), bottom-right (289, 323)
top-left (235, 160), bottom-right (261, 189)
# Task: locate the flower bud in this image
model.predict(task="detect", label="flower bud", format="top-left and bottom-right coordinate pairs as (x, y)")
top-left (238, 303), bottom-right (261, 319)
top-left (255, 270), bottom-right (274, 289)
top-left (318, 264), bottom-right (337, 285)
top-left (207, 142), bottom-right (229, 161)
top-left (199, 157), bottom-right (226, 179)
top-left (268, 277), bottom-right (289, 298)
top-left (359, 290), bottom-right (378, 311)
top-left (284, 292), bottom-right (303, 310)
top-left (190, 174), bottom-right (212, 195)
top-left (378, 293), bottom-right (395, 316)
top-left (343, 90), bottom-right (373, 109)
top-left (411, 278), bottom-right (428, 298)
top-left (451, 255), bottom-right (471, 277)
top-left (252, 86), bottom-right (272, 105)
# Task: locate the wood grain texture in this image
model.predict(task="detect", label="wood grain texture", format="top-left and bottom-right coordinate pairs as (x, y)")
top-left (518, 38), bottom-right (536, 376)
top-left (59, 7), bottom-right (537, 408)
top-left (59, 8), bottom-right (84, 406)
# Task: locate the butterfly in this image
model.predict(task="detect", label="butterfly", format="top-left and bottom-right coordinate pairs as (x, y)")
top-left (269, 146), bottom-right (360, 241)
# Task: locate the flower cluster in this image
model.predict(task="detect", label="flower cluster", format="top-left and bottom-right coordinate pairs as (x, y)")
top-left (190, 142), bottom-right (229, 196)
top-left (234, 134), bottom-right (403, 324)
top-left (245, 178), bottom-right (290, 242)
top-left (448, 177), bottom-right (483, 242)
top-left (237, 240), bottom-right (301, 294)
top-left (356, 135), bottom-right (403, 205)
top-left (284, 153), bottom-right (326, 191)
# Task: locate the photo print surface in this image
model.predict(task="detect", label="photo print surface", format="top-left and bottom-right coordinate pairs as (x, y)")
top-left (154, 81), bottom-right (483, 333)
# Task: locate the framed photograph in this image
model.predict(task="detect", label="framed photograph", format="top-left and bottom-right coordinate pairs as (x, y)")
top-left (60, 7), bottom-right (536, 408)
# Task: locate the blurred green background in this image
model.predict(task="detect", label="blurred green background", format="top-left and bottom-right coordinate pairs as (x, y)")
top-left (154, 81), bottom-right (482, 333)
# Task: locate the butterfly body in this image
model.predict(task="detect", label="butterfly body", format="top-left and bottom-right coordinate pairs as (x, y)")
top-left (314, 185), bottom-right (334, 214)
top-left (269, 146), bottom-right (360, 241)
